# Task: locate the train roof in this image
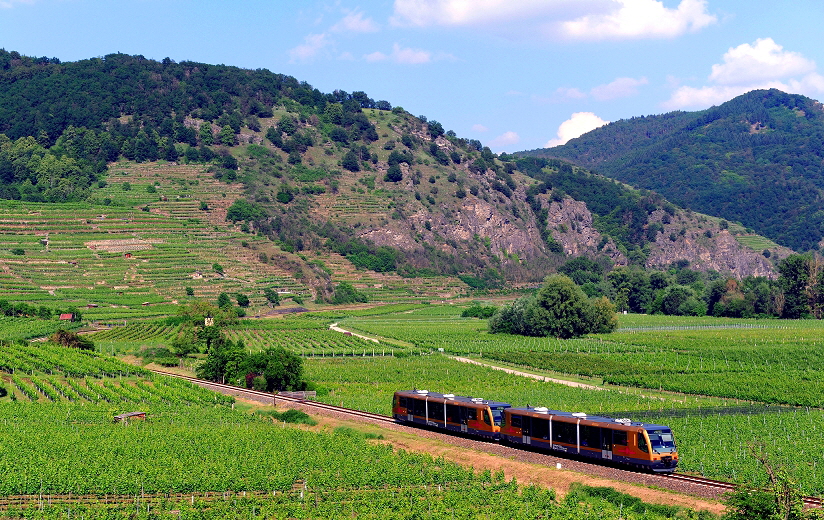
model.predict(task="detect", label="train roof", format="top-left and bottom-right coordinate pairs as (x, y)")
top-left (508, 407), bottom-right (671, 430)
top-left (396, 390), bottom-right (511, 408)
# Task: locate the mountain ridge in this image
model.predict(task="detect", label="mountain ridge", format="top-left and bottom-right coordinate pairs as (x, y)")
top-left (517, 89), bottom-right (824, 252)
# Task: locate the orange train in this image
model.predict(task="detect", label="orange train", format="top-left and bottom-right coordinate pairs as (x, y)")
top-left (393, 390), bottom-right (678, 473)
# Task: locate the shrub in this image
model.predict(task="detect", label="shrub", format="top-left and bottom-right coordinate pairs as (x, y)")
top-left (50, 329), bottom-right (95, 351)
top-left (489, 275), bottom-right (617, 338)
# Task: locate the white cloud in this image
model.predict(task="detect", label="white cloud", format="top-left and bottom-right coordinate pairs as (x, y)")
top-left (331, 12), bottom-right (379, 33)
top-left (545, 112), bottom-right (609, 147)
top-left (0, 0), bottom-right (34, 7)
top-left (288, 33), bottom-right (333, 62)
top-left (663, 38), bottom-right (824, 110)
top-left (709, 38), bottom-right (816, 85)
top-left (590, 76), bottom-right (648, 100)
top-left (391, 0), bottom-right (556, 27)
top-left (489, 131), bottom-right (521, 149)
top-left (364, 51), bottom-right (388, 63)
top-left (472, 124), bottom-right (489, 132)
top-left (391, 0), bottom-right (716, 40)
top-left (364, 43), bottom-right (453, 65)
top-left (562, 0), bottom-right (716, 40)
top-left (392, 43), bottom-right (432, 64)
top-left (555, 87), bottom-right (588, 100)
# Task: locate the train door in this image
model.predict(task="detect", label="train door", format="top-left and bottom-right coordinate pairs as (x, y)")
top-left (521, 416), bottom-right (531, 445)
top-left (460, 406), bottom-right (468, 433)
top-left (601, 428), bottom-right (613, 461)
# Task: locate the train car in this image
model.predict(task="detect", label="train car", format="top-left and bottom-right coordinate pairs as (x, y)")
top-left (500, 407), bottom-right (678, 473)
top-left (393, 390), bottom-right (511, 440)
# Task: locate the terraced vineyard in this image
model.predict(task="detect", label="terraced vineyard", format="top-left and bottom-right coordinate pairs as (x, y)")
top-left (0, 162), bottom-right (315, 318)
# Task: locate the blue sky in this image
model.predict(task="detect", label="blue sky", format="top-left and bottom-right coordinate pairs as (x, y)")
top-left (3, 0), bottom-right (824, 152)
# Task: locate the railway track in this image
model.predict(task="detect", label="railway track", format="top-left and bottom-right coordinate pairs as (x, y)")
top-left (151, 369), bottom-right (822, 508)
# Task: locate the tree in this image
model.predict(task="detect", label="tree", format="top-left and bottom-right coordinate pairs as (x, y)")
top-left (331, 282), bottom-right (368, 304)
top-left (236, 293), bottom-right (250, 307)
top-left (212, 263), bottom-right (224, 275)
top-left (777, 254), bottom-right (811, 319)
top-left (226, 198), bottom-right (266, 222)
top-left (241, 346), bottom-right (304, 392)
top-left (264, 287), bottom-right (281, 306)
top-left (217, 292), bottom-right (232, 308)
top-left (342, 149), bottom-right (360, 172)
top-left (277, 115), bottom-right (297, 135)
top-left (196, 336), bottom-right (246, 385)
top-left (50, 329), bottom-right (94, 351)
top-left (489, 274), bottom-right (617, 338)
top-left (723, 443), bottom-right (806, 520)
top-left (199, 122), bottom-right (214, 145)
top-left (384, 164), bottom-right (402, 182)
top-left (170, 329), bottom-right (198, 358)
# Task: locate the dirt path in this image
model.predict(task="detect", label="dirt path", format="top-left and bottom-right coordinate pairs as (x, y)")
top-left (450, 356), bottom-right (602, 390)
top-left (329, 322), bottom-right (379, 343)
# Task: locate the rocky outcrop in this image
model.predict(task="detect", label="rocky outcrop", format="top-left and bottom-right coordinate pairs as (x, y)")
top-left (544, 197), bottom-right (627, 265)
top-left (645, 210), bottom-right (783, 278)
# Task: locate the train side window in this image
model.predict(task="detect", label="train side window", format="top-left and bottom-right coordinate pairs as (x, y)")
top-left (532, 418), bottom-right (549, 439)
top-left (483, 410), bottom-right (492, 426)
top-left (445, 404), bottom-right (459, 423)
top-left (637, 433), bottom-right (649, 453)
top-left (581, 425), bottom-right (600, 447)
top-left (429, 401), bottom-right (444, 418)
top-left (553, 421), bottom-right (575, 444)
top-left (398, 397), bottom-right (407, 409)
top-left (613, 430), bottom-right (628, 446)
top-left (511, 415), bottom-right (522, 429)
top-left (413, 399), bottom-right (426, 417)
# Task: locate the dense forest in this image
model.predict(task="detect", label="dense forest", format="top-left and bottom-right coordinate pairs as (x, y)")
top-left (519, 89), bottom-right (824, 252)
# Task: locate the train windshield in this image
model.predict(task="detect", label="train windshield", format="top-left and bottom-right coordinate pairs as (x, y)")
top-left (490, 407), bottom-right (507, 426)
top-left (646, 429), bottom-right (676, 452)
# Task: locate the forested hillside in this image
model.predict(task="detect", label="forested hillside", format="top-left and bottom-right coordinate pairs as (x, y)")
top-left (519, 89), bottom-right (824, 252)
top-left (0, 49), bottom-right (782, 297)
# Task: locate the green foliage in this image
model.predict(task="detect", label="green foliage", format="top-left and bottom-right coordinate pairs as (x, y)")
top-left (236, 293), bottom-right (250, 307)
top-left (225, 198), bottom-right (266, 222)
top-left (276, 186), bottom-right (294, 204)
top-left (383, 164), bottom-right (402, 182)
top-left (50, 329), bottom-right (95, 351)
top-left (263, 287), bottom-right (281, 306)
top-left (217, 292), bottom-right (232, 308)
top-left (331, 281), bottom-right (368, 305)
top-left (461, 303), bottom-right (496, 318)
top-left (260, 408), bottom-right (317, 425)
top-left (489, 274), bottom-right (617, 338)
top-left (341, 149), bottom-right (360, 172)
top-left (212, 262), bottom-right (224, 275)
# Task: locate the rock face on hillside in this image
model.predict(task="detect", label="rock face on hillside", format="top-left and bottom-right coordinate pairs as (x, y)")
top-left (544, 197), bottom-right (627, 266)
top-left (645, 210), bottom-right (782, 278)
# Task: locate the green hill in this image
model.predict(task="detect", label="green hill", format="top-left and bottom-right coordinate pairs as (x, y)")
top-left (518, 89), bottom-right (824, 252)
top-left (0, 50), bottom-right (787, 316)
